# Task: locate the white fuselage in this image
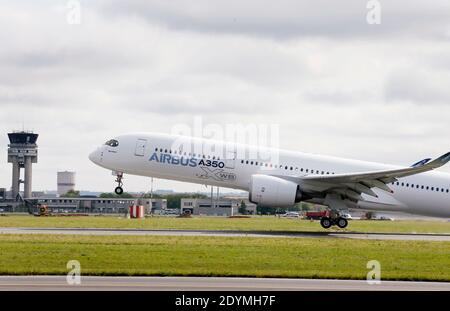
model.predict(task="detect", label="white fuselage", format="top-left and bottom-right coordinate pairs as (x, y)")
top-left (89, 132), bottom-right (450, 218)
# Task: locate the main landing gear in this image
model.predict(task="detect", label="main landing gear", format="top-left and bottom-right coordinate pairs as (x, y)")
top-left (320, 212), bottom-right (348, 229)
top-left (114, 172), bottom-right (124, 195)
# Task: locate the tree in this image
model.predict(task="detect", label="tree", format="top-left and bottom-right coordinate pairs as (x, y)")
top-left (299, 202), bottom-right (312, 211)
top-left (99, 192), bottom-right (134, 198)
top-left (365, 211), bottom-right (374, 220)
top-left (257, 205), bottom-right (283, 215)
top-left (238, 201), bottom-right (247, 215)
top-left (63, 190), bottom-right (80, 197)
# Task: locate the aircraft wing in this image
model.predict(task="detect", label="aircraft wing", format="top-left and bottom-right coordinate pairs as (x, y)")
top-left (280, 152), bottom-right (450, 201)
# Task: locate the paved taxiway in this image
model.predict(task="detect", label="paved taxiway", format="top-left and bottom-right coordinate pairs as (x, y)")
top-left (0, 276), bottom-right (449, 291)
top-left (1, 227), bottom-right (449, 241)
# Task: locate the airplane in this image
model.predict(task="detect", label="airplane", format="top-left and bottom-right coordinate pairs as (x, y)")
top-left (89, 132), bottom-right (450, 229)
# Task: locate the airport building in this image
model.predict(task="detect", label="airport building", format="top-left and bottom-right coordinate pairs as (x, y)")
top-left (7, 131), bottom-right (38, 200)
top-left (180, 198), bottom-right (257, 216)
top-left (0, 197), bottom-right (167, 215)
top-left (57, 171), bottom-right (76, 196)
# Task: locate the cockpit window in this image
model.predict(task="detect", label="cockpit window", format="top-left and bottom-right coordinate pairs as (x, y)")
top-left (105, 139), bottom-right (119, 147)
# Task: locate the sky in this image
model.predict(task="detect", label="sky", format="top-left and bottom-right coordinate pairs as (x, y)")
top-left (0, 0), bottom-right (450, 193)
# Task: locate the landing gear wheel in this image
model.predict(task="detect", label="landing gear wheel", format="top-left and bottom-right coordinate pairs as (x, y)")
top-left (320, 217), bottom-right (332, 229)
top-left (114, 172), bottom-right (124, 195)
top-left (337, 217), bottom-right (348, 229)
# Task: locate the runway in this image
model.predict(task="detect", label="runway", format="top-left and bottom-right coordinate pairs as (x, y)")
top-left (1, 227), bottom-right (450, 241)
top-left (0, 276), bottom-right (448, 291)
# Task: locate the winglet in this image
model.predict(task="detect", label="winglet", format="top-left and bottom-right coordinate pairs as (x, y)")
top-left (411, 158), bottom-right (431, 167)
top-left (426, 152), bottom-right (450, 169)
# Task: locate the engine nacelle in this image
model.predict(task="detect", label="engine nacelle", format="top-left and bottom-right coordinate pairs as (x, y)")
top-left (249, 174), bottom-right (302, 207)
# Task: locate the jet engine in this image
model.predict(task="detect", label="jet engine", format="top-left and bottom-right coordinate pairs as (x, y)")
top-left (249, 174), bottom-right (302, 207)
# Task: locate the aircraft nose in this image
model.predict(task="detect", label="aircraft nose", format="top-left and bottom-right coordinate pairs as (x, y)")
top-left (89, 149), bottom-right (100, 164)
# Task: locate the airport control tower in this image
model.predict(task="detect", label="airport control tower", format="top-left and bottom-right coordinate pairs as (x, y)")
top-left (7, 131), bottom-right (39, 200)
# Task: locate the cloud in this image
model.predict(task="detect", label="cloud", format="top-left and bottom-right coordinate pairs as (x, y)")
top-left (1, 0), bottom-right (450, 193)
top-left (100, 0), bottom-right (450, 40)
top-left (385, 70), bottom-right (450, 105)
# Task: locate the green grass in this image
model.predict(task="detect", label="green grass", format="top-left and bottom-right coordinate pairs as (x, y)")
top-left (0, 215), bottom-right (449, 234)
top-left (0, 234), bottom-right (448, 281)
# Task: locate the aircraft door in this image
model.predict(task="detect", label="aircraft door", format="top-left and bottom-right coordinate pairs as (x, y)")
top-left (224, 145), bottom-right (237, 169)
top-left (135, 139), bottom-right (147, 156)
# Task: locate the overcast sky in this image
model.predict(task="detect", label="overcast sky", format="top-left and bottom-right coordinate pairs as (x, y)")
top-left (1, 0), bottom-right (450, 193)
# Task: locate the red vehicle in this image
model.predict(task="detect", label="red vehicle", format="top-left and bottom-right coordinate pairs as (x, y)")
top-left (305, 211), bottom-right (330, 220)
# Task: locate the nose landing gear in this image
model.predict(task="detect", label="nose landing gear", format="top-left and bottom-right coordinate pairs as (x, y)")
top-left (114, 172), bottom-right (124, 195)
